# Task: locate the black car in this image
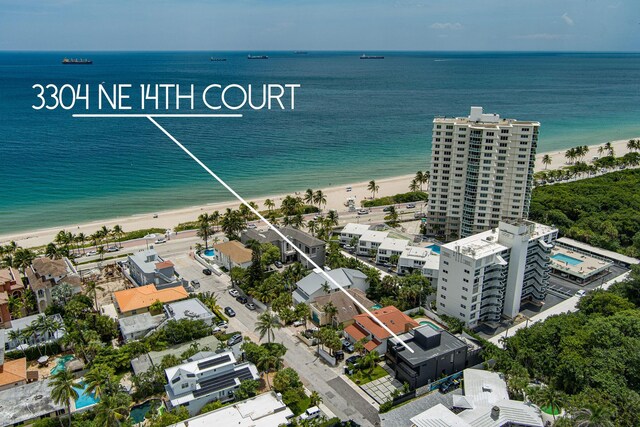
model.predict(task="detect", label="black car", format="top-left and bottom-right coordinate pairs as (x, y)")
top-left (274, 261), bottom-right (283, 268)
top-left (382, 206), bottom-right (393, 212)
top-left (346, 355), bottom-right (361, 366)
top-left (224, 306), bottom-right (236, 317)
top-left (236, 296), bottom-right (248, 304)
top-left (202, 268), bottom-right (212, 276)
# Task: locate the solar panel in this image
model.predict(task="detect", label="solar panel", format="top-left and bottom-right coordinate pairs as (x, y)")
top-left (197, 354), bottom-right (231, 370)
top-left (192, 367), bottom-right (254, 398)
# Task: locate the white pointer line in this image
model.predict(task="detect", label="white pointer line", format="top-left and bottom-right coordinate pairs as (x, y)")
top-left (145, 115), bottom-right (414, 353)
top-left (73, 114), bottom-right (242, 118)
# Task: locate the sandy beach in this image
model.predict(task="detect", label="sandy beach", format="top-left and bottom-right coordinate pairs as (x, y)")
top-left (3, 136), bottom-right (637, 249)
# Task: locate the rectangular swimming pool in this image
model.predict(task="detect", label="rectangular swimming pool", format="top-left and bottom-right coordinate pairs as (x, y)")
top-left (551, 253), bottom-right (583, 266)
top-left (426, 244), bottom-right (441, 255)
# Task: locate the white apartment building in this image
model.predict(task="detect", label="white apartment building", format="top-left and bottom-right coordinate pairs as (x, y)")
top-left (165, 350), bottom-right (260, 416)
top-left (357, 230), bottom-right (389, 256)
top-left (340, 223), bottom-right (371, 246)
top-left (437, 220), bottom-right (557, 327)
top-left (398, 246), bottom-right (440, 286)
top-left (375, 237), bottom-right (409, 264)
top-left (427, 107), bottom-right (539, 239)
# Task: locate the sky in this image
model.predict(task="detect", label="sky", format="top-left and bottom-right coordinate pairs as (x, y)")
top-left (0, 0), bottom-right (638, 51)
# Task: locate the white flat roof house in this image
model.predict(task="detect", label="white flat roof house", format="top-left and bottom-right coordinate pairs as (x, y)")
top-left (340, 223), bottom-right (372, 246)
top-left (164, 298), bottom-right (216, 325)
top-left (398, 246), bottom-right (440, 286)
top-left (171, 392), bottom-right (294, 427)
top-left (376, 237), bottom-right (410, 264)
top-left (357, 230), bottom-right (389, 256)
top-left (165, 350), bottom-right (259, 416)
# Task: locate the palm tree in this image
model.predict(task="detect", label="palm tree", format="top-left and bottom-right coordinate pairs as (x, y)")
top-left (598, 145), bottom-right (605, 156)
top-left (264, 199), bottom-right (275, 211)
top-left (414, 171), bottom-right (424, 190)
top-left (50, 369), bottom-right (80, 427)
top-left (84, 366), bottom-right (115, 400)
top-left (256, 352), bottom-right (280, 390)
top-left (361, 350), bottom-right (381, 374)
top-left (255, 311), bottom-right (282, 344)
top-left (197, 213), bottom-right (214, 249)
top-left (367, 180), bottom-right (379, 199)
top-left (112, 225), bottom-right (124, 248)
top-left (409, 179), bottom-right (420, 192)
top-left (13, 248), bottom-right (35, 274)
top-left (76, 233), bottom-right (87, 255)
top-left (93, 392), bottom-right (131, 427)
top-left (309, 391), bottom-right (323, 407)
top-left (572, 404), bottom-right (615, 427)
top-left (307, 220), bottom-right (318, 237)
top-left (7, 329), bottom-right (27, 357)
top-left (84, 281), bottom-right (104, 312)
top-left (604, 141), bottom-right (614, 157)
top-left (542, 154), bottom-right (552, 169)
top-left (322, 302), bottom-right (338, 325)
top-left (304, 189), bottom-right (314, 205)
top-left (532, 385), bottom-right (565, 421)
top-left (313, 190), bottom-right (327, 211)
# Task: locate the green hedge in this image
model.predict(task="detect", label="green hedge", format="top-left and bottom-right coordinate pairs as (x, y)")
top-left (362, 191), bottom-right (428, 207)
top-left (122, 228), bottom-right (166, 240)
top-left (5, 342), bottom-right (63, 362)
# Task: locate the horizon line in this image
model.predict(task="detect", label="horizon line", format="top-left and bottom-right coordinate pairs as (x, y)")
top-left (3, 49), bottom-right (640, 54)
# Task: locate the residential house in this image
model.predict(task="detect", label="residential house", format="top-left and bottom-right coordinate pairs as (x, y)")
top-left (165, 298), bottom-right (216, 326)
top-left (25, 257), bottom-right (82, 313)
top-left (343, 306), bottom-right (419, 354)
top-left (126, 249), bottom-right (184, 288)
top-left (357, 230), bottom-right (389, 256)
top-left (2, 314), bottom-right (65, 352)
top-left (339, 223), bottom-right (372, 247)
top-left (0, 268), bottom-right (25, 328)
top-left (376, 238), bottom-right (410, 264)
top-left (242, 226), bottom-right (326, 268)
top-left (292, 268), bottom-right (368, 305)
top-left (212, 241), bottom-right (253, 270)
top-left (386, 325), bottom-right (482, 389)
top-left (170, 392), bottom-right (294, 427)
top-left (397, 246), bottom-right (440, 286)
top-left (409, 369), bottom-right (543, 427)
top-left (113, 284), bottom-right (189, 317)
top-left (118, 312), bottom-right (165, 342)
top-left (164, 350), bottom-right (260, 416)
top-left (0, 379), bottom-right (65, 427)
top-left (131, 335), bottom-right (220, 375)
top-left (310, 288), bottom-right (375, 326)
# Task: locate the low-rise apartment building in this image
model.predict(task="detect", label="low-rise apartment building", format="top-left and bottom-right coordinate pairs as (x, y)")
top-left (397, 246), bottom-right (440, 286)
top-left (340, 223), bottom-right (371, 246)
top-left (376, 238), bottom-right (409, 264)
top-left (212, 241), bottom-right (253, 270)
top-left (357, 230), bottom-right (389, 256)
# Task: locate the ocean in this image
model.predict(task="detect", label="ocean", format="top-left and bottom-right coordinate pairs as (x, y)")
top-left (1, 51), bottom-right (640, 234)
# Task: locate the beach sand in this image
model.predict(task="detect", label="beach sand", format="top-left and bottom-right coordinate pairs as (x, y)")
top-left (3, 136), bottom-right (637, 249)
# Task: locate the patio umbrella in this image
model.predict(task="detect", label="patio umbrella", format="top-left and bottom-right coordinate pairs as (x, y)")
top-left (17, 344), bottom-right (29, 351)
top-left (37, 355), bottom-right (49, 364)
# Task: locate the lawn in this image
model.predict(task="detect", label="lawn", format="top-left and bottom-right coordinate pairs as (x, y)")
top-left (347, 366), bottom-right (389, 385)
top-left (287, 395), bottom-right (311, 416)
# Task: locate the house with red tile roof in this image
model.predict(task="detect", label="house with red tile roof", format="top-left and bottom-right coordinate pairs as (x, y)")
top-left (343, 305), bottom-right (419, 354)
top-left (0, 267), bottom-right (25, 328)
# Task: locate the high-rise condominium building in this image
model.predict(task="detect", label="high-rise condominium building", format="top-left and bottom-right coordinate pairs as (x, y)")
top-left (436, 220), bottom-right (557, 327)
top-left (427, 107), bottom-right (539, 239)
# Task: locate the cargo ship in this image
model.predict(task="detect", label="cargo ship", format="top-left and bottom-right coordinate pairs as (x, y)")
top-left (360, 54), bottom-right (384, 60)
top-left (62, 58), bottom-right (93, 64)
top-left (210, 57), bottom-right (227, 61)
top-left (247, 54), bottom-right (269, 59)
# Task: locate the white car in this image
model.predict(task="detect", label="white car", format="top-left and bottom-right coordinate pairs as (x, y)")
top-left (292, 319), bottom-right (305, 327)
top-left (155, 238), bottom-right (167, 244)
top-left (229, 289), bottom-right (240, 298)
top-left (246, 223), bottom-right (257, 229)
top-left (86, 250), bottom-right (98, 256)
top-left (575, 289), bottom-right (587, 297)
top-left (300, 407), bottom-right (321, 420)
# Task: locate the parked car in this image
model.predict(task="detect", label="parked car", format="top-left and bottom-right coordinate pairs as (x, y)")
top-left (190, 280), bottom-right (200, 289)
top-left (357, 209), bottom-right (369, 215)
top-left (185, 284), bottom-right (195, 293)
top-left (274, 261), bottom-right (283, 268)
top-left (106, 246), bottom-right (119, 252)
top-left (299, 406), bottom-right (321, 420)
top-left (334, 350), bottom-right (344, 361)
top-left (382, 206), bottom-right (393, 212)
top-left (247, 223), bottom-right (257, 229)
top-left (245, 303), bottom-right (257, 310)
top-left (236, 296), bottom-right (248, 304)
top-left (86, 250), bottom-right (98, 256)
top-left (217, 320), bottom-right (228, 329)
top-left (575, 289), bottom-right (587, 297)
top-left (227, 333), bottom-right (242, 346)
top-left (346, 186), bottom-right (352, 192)
top-left (224, 307), bottom-right (236, 317)
top-left (342, 339), bottom-right (354, 353)
top-left (202, 268), bottom-right (212, 276)
top-left (346, 355), bottom-right (361, 366)
top-left (292, 319), bottom-right (305, 327)
top-left (154, 238), bottom-right (166, 244)
top-left (229, 289), bottom-right (240, 297)
top-left (406, 203), bottom-right (416, 209)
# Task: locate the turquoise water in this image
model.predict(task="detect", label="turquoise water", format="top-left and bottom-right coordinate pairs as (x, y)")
top-left (552, 253), bottom-right (583, 266)
top-left (426, 244), bottom-right (441, 255)
top-left (1, 52), bottom-right (639, 234)
top-left (130, 399), bottom-right (161, 424)
top-left (204, 249), bottom-right (215, 257)
top-left (419, 320), bottom-right (442, 331)
top-left (372, 304), bottom-right (382, 310)
top-left (73, 382), bottom-right (100, 409)
top-left (50, 355), bottom-right (74, 375)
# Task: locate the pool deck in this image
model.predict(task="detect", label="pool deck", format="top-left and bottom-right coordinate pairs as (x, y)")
top-left (550, 246), bottom-right (612, 281)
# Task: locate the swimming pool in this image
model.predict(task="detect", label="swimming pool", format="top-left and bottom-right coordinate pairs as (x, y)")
top-left (426, 244), bottom-right (441, 255)
top-left (50, 355), bottom-right (74, 375)
top-left (551, 253), bottom-right (583, 266)
top-left (372, 304), bottom-right (382, 310)
top-left (419, 320), bottom-right (442, 331)
top-left (203, 249), bottom-right (215, 257)
top-left (130, 399), bottom-right (162, 424)
top-left (73, 382), bottom-right (100, 409)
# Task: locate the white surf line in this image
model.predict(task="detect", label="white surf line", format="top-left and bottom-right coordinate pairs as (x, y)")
top-left (146, 115), bottom-right (414, 353)
top-left (73, 114), bottom-right (242, 118)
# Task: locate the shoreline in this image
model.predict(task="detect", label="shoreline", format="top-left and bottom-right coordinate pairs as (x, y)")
top-left (2, 136), bottom-right (638, 249)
